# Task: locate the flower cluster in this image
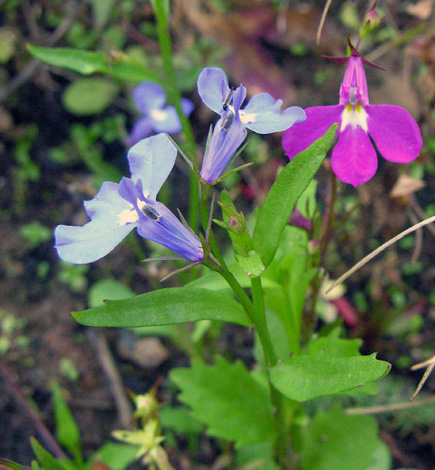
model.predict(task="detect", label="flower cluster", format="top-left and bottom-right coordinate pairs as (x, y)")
top-left (55, 134), bottom-right (203, 264)
top-left (282, 45), bottom-right (423, 186)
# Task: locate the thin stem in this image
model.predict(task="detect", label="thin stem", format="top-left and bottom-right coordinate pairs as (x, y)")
top-left (250, 276), bottom-right (276, 366)
top-left (152, 0), bottom-right (200, 231)
top-left (200, 184), bottom-right (228, 270)
top-left (251, 276), bottom-right (290, 469)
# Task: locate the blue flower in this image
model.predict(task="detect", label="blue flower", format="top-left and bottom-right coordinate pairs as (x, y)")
top-left (126, 83), bottom-right (194, 147)
top-left (55, 134), bottom-right (204, 264)
top-left (197, 67), bottom-right (306, 183)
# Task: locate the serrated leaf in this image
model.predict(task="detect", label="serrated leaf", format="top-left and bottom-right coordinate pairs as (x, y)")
top-left (270, 351), bottom-right (390, 402)
top-left (30, 438), bottom-right (66, 470)
top-left (252, 124), bottom-right (338, 267)
top-left (27, 45), bottom-right (159, 83)
top-left (302, 404), bottom-right (384, 470)
top-left (307, 336), bottom-right (363, 357)
top-left (51, 382), bottom-right (82, 462)
top-left (73, 287), bottom-right (251, 328)
top-left (62, 78), bottom-right (119, 115)
top-left (170, 357), bottom-right (275, 448)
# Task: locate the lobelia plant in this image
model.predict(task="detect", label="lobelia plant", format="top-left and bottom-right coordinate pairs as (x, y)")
top-left (21, 2), bottom-right (431, 470)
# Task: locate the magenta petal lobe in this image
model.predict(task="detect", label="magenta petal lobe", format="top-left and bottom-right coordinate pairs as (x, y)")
top-left (282, 106), bottom-right (342, 159)
top-left (367, 105), bottom-right (423, 163)
top-left (331, 126), bottom-right (377, 186)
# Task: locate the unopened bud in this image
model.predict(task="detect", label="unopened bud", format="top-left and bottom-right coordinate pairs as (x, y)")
top-left (360, 4), bottom-right (382, 38)
top-left (228, 216), bottom-right (243, 234)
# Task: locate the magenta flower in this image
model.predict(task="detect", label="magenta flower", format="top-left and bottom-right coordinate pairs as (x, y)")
top-left (282, 46), bottom-right (423, 186)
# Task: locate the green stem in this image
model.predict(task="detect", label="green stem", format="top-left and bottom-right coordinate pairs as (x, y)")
top-left (216, 267), bottom-right (289, 468)
top-left (152, 0), bottom-right (200, 231)
top-left (251, 276), bottom-right (291, 469)
top-left (200, 183), bottom-right (228, 270)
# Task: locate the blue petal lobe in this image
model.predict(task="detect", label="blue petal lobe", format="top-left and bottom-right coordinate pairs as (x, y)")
top-left (240, 93), bottom-right (306, 133)
top-left (136, 201), bottom-right (203, 262)
top-left (55, 182), bottom-right (137, 264)
top-left (150, 106), bottom-right (182, 133)
top-left (197, 67), bottom-right (230, 114)
top-left (126, 117), bottom-right (153, 148)
top-left (133, 82), bottom-right (166, 115)
top-left (127, 133), bottom-right (177, 200)
top-left (55, 220), bottom-right (136, 264)
top-left (200, 116), bottom-right (247, 184)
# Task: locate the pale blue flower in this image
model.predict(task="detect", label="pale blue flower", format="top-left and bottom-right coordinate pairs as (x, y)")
top-left (55, 134), bottom-right (203, 263)
top-left (126, 83), bottom-right (194, 147)
top-left (197, 67), bottom-right (306, 183)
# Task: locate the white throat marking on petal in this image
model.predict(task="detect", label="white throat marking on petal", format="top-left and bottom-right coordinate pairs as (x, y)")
top-left (150, 109), bottom-right (168, 122)
top-left (340, 103), bottom-right (368, 132)
top-left (117, 206), bottom-right (138, 226)
top-left (239, 110), bottom-right (257, 124)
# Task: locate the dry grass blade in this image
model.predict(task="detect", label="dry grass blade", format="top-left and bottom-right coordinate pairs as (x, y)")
top-left (326, 215), bottom-right (435, 294)
top-left (317, 0), bottom-right (333, 45)
top-left (410, 355), bottom-right (435, 401)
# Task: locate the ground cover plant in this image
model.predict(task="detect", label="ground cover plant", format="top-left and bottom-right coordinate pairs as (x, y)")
top-left (1, 0), bottom-right (435, 469)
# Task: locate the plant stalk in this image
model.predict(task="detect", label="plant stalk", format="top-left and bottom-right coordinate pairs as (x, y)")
top-left (151, 0), bottom-right (200, 231)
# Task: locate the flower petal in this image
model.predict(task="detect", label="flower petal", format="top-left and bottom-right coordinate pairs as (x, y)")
top-left (126, 117), bottom-right (153, 148)
top-left (137, 201), bottom-right (204, 262)
top-left (181, 97), bottom-right (195, 117)
top-left (133, 82), bottom-right (166, 115)
top-left (200, 117), bottom-right (247, 184)
top-left (150, 106), bottom-right (182, 133)
top-left (282, 106), bottom-right (342, 159)
top-left (55, 182), bottom-right (137, 264)
top-left (127, 133), bottom-right (177, 200)
top-left (55, 220), bottom-right (136, 265)
top-left (197, 67), bottom-right (230, 114)
top-left (240, 92), bottom-right (306, 133)
top-left (331, 125), bottom-right (377, 186)
top-left (367, 105), bottom-right (423, 163)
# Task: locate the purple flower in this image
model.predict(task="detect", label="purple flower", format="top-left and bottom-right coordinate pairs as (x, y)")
top-left (55, 134), bottom-right (203, 264)
top-left (282, 47), bottom-right (423, 187)
top-left (197, 67), bottom-right (306, 184)
top-left (126, 82), bottom-right (194, 147)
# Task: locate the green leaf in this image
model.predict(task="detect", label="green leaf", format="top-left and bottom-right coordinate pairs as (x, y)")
top-left (302, 404), bottom-right (384, 470)
top-left (27, 45), bottom-right (159, 83)
top-left (170, 356), bottom-right (275, 448)
top-left (234, 252), bottom-right (265, 277)
top-left (252, 124), bottom-right (338, 267)
top-left (88, 279), bottom-right (135, 307)
top-left (30, 438), bottom-right (66, 470)
top-left (73, 287), bottom-right (251, 328)
top-left (307, 335), bottom-right (363, 357)
top-left (236, 442), bottom-right (278, 470)
top-left (62, 78), bottom-right (119, 115)
top-left (0, 459), bottom-right (30, 470)
top-left (90, 443), bottom-right (138, 470)
top-left (51, 383), bottom-right (82, 462)
top-left (270, 351), bottom-right (390, 402)
top-left (159, 406), bottom-right (203, 435)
